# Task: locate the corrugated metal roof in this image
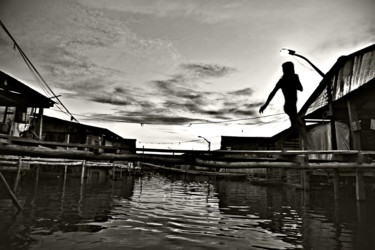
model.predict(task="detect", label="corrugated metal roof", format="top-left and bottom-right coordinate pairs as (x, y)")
top-left (300, 44), bottom-right (375, 118)
top-left (0, 71), bottom-right (55, 108)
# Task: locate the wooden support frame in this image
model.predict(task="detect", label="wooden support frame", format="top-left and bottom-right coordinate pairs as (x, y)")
top-left (0, 172), bottom-right (22, 210)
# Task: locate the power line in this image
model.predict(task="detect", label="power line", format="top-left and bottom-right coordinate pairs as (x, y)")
top-left (138, 116), bottom-right (288, 145)
top-left (49, 107), bottom-right (285, 125)
top-left (0, 20), bottom-right (79, 123)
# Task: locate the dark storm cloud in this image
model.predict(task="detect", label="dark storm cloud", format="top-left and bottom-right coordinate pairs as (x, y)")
top-left (151, 79), bottom-right (209, 107)
top-left (180, 63), bottom-right (236, 78)
top-left (84, 111), bottom-right (208, 125)
top-left (87, 86), bottom-right (151, 106)
top-left (228, 87), bottom-right (254, 96)
top-left (83, 79), bottom-right (263, 125)
top-left (91, 96), bottom-right (134, 106)
top-left (79, 60), bottom-right (261, 125)
top-left (81, 96), bottom-right (263, 125)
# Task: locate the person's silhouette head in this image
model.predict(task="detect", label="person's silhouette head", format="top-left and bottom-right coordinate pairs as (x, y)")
top-left (282, 61), bottom-right (295, 75)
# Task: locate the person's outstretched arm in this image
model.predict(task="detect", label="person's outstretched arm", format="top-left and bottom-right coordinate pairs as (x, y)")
top-left (259, 85), bottom-right (279, 114)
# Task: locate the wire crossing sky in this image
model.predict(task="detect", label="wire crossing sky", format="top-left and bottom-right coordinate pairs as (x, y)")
top-left (0, 0), bottom-right (374, 150)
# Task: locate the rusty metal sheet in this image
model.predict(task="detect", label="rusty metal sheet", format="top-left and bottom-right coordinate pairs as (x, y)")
top-left (306, 47), bottom-right (375, 116)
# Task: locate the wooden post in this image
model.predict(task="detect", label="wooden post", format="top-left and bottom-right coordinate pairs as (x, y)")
top-left (0, 172), bottom-right (22, 210)
top-left (347, 100), bottom-right (366, 200)
top-left (333, 169), bottom-right (340, 200)
top-left (356, 170), bottom-right (366, 201)
top-left (35, 165), bottom-right (40, 186)
top-left (64, 133), bottom-right (70, 143)
top-left (326, 83), bottom-right (337, 150)
top-left (80, 160), bottom-right (86, 184)
top-left (347, 100), bottom-right (361, 150)
top-left (38, 108), bottom-right (44, 140)
top-left (13, 156), bottom-right (22, 192)
top-left (64, 133), bottom-right (70, 150)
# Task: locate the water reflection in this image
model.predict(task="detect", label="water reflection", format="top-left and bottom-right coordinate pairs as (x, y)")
top-left (0, 170), bottom-right (374, 249)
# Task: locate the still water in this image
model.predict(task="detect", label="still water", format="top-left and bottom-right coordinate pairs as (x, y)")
top-left (1, 169), bottom-right (375, 250)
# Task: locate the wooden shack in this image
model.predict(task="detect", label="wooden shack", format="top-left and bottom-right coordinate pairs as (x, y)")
top-left (42, 115), bottom-right (136, 152)
top-left (220, 45), bottom-right (375, 151)
top-left (220, 136), bottom-right (272, 150)
top-left (301, 44), bottom-right (375, 150)
top-left (0, 70), bottom-right (54, 138)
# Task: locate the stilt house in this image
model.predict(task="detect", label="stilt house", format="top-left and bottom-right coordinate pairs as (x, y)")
top-left (300, 44), bottom-right (375, 151)
top-left (42, 115), bottom-right (136, 153)
top-left (0, 70), bottom-right (54, 138)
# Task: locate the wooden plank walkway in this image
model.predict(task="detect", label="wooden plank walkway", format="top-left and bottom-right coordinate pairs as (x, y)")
top-left (1, 140), bottom-right (375, 210)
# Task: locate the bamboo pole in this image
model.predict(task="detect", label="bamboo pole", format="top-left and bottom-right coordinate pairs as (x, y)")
top-left (0, 172), bottom-right (22, 210)
top-left (194, 158), bottom-right (375, 170)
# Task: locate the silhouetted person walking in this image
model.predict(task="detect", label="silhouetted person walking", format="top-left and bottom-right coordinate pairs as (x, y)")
top-left (259, 61), bottom-right (310, 149)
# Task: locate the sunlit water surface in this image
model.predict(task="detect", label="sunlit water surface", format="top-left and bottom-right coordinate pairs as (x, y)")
top-left (1, 170), bottom-right (375, 250)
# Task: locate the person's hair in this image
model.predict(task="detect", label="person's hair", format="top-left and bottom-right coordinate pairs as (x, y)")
top-left (282, 61), bottom-right (295, 75)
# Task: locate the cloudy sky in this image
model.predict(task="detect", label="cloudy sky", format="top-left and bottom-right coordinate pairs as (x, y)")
top-left (0, 0), bottom-right (374, 150)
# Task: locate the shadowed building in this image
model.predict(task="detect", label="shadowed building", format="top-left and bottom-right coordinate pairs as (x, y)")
top-left (0, 70), bottom-right (54, 138)
top-left (42, 115), bottom-right (136, 153)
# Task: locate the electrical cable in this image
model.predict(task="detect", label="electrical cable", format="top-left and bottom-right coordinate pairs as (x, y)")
top-left (49, 107), bottom-right (285, 125)
top-left (138, 115), bottom-right (288, 145)
top-left (0, 20), bottom-right (79, 123)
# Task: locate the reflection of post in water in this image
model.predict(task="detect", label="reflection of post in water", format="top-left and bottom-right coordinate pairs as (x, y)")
top-left (31, 165), bottom-right (40, 206)
top-left (356, 200), bottom-right (367, 223)
top-left (302, 170), bottom-right (311, 208)
top-left (63, 165), bottom-right (68, 190)
top-left (333, 170), bottom-right (340, 200)
top-left (206, 182), bottom-right (211, 204)
top-left (78, 160), bottom-right (86, 217)
top-left (333, 196), bottom-right (343, 248)
top-left (60, 165), bottom-right (68, 216)
top-left (80, 160), bottom-right (86, 185)
top-left (78, 176), bottom-right (84, 217)
top-left (355, 169), bottom-right (366, 201)
top-left (139, 177), bottom-right (143, 196)
top-left (29, 165), bottom-right (40, 219)
top-left (13, 156), bottom-right (22, 193)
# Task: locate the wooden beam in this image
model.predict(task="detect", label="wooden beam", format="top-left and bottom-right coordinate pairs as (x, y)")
top-left (347, 100), bottom-right (361, 150)
top-left (0, 172), bottom-right (22, 210)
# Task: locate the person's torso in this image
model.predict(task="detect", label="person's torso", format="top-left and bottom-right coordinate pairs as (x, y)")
top-left (277, 74), bottom-right (299, 105)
